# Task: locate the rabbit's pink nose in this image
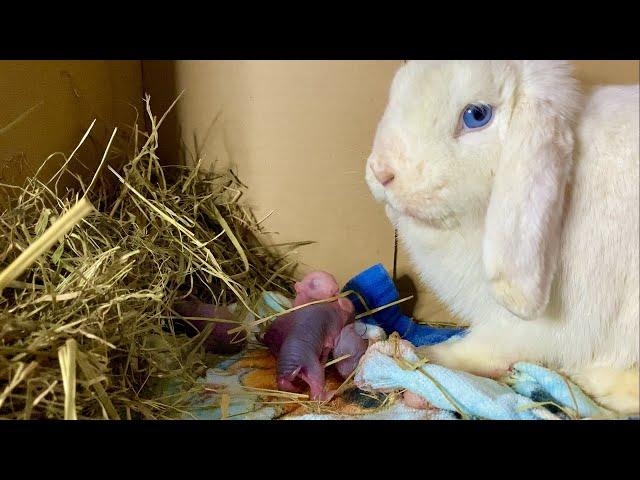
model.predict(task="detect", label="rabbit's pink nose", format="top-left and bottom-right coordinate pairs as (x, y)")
top-left (372, 164), bottom-right (395, 187)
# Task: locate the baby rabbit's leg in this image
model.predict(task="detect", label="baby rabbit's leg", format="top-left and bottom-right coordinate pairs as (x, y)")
top-left (277, 377), bottom-right (303, 394)
top-left (568, 366), bottom-right (639, 416)
top-left (417, 331), bottom-right (516, 379)
top-left (299, 358), bottom-right (329, 401)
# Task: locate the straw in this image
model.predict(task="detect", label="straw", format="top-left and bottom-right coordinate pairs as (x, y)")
top-left (0, 95), bottom-right (305, 419)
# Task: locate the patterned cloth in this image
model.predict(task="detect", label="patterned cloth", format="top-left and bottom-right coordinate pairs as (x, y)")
top-left (160, 338), bottom-right (621, 420)
top-left (161, 346), bottom-right (447, 420)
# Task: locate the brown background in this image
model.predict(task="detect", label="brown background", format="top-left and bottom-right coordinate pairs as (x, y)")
top-left (2, 60), bottom-right (638, 323)
top-left (0, 61), bottom-right (143, 192)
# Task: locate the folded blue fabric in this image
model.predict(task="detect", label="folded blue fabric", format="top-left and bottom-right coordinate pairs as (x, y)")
top-left (356, 340), bottom-right (630, 420)
top-left (342, 263), bottom-right (465, 346)
top-left (507, 362), bottom-right (613, 419)
top-left (355, 342), bottom-right (557, 420)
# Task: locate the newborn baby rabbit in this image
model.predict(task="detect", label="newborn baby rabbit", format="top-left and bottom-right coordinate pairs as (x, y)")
top-left (275, 301), bottom-right (355, 401)
top-left (366, 60), bottom-right (639, 415)
top-left (173, 298), bottom-right (245, 354)
top-left (261, 271), bottom-right (341, 356)
top-left (261, 271), bottom-right (366, 400)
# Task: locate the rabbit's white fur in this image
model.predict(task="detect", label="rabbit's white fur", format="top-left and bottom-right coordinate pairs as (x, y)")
top-left (366, 61), bottom-right (639, 415)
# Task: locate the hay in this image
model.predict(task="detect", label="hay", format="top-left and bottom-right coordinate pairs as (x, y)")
top-left (0, 95), bottom-right (308, 420)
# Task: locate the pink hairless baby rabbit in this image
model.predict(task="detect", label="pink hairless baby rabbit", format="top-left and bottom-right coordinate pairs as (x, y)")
top-left (332, 322), bottom-right (369, 380)
top-left (276, 299), bottom-right (355, 400)
top-left (173, 297), bottom-right (245, 354)
top-left (292, 271), bottom-right (340, 306)
top-left (261, 271), bottom-right (364, 400)
top-left (261, 271), bottom-right (340, 356)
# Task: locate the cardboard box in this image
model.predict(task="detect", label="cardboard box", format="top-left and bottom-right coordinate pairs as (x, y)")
top-left (0, 61), bottom-right (144, 196)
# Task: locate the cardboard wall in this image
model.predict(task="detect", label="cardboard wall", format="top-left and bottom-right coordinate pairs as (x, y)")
top-left (143, 60), bottom-right (403, 288)
top-left (572, 60), bottom-right (639, 86)
top-left (0, 61), bottom-right (144, 196)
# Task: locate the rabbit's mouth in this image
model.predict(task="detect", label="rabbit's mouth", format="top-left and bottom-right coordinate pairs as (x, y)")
top-left (385, 184), bottom-right (459, 229)
top-left (368, 169), bottom-right (459, 229)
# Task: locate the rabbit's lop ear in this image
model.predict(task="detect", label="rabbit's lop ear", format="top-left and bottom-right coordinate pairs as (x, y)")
top-left (483, 61), bottom-right (581, 320)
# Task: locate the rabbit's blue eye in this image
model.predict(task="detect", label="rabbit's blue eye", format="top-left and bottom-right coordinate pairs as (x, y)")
top-left (462, 104), bottom-right (493, 129)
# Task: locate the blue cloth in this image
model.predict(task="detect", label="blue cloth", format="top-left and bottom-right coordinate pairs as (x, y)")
top-left (355, 343), bottom-right (555, 420)
top-left (355, 339), bottom-right (630, 420)
top-left (508, 362), bottom-right (613, 419)
top-left (342, 263), bottom-right (465, 346)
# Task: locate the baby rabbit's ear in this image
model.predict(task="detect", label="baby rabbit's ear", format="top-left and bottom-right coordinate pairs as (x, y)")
top-left (482, 61), bottom-right (580, 320)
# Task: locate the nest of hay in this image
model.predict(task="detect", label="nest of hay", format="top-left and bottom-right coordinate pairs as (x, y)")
top-left (0, 97), bottom-right (309, 419)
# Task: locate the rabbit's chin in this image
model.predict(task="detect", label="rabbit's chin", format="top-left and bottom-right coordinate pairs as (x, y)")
top-left (385, 203), bottom-right (459, 231)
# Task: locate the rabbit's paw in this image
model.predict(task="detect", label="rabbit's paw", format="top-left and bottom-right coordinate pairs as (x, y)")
top-left (569, 366), bottom-right (639, 416)
top-left (417, 338), bottom-right (512, 379)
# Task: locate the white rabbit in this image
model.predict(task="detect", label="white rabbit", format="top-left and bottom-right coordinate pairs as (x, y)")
top-left (365, 60), bottom-right (639, 415)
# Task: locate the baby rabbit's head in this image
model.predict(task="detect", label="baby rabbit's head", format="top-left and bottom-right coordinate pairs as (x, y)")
top-left (366, 60), bottom-right (582, 319)
top-left (294, 271), bottom-right (340, 301)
